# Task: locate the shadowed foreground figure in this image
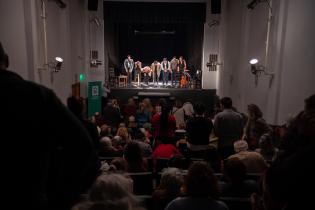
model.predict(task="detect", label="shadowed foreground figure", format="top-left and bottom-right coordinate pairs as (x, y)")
top-left (0, 42), bottom-right (100, 210)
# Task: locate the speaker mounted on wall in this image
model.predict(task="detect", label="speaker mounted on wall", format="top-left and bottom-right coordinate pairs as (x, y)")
top-left (88, 0), bottom-right (98, 11)
top-left (211, 0), bottom-right (221, 14)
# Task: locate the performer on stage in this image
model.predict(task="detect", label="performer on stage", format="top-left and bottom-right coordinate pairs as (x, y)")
top-left (170, 56), bottom-right (179, 86)
top-left (134, 61), bottom-right (142, 85)
top-left (151, 61), bottom-right (161, 85)
top-left (178, 56), bottom-right (187, 87)
top-left (124, 55), bottom-right (134, 86)
top-left (141, 65), bottom-right (151, 85)
top-left (161, 57), bottom-right (171, 86)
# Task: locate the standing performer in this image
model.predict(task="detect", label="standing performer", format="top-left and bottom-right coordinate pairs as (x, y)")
top-left (178, 56), bottom-right (187, 88)
top-left (134, 61), bottom-right (142, 86)
top-left (151, 61), bottom-right (161, 86)
top-left (124, 55), bottom-right (134, 86)
top-left (170, 56), bottom-right (179, 87)
top-left (161, 57), bottom-right (171, 86)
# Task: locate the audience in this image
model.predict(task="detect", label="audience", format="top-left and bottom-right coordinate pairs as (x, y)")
top-left (244, 104), bottom-right (272, 150)
top-left (136, 102), bottom-right (151, 128)
top-left (220, 158), bottom-right (260, 197)
top-left (102, 100), bottom-right (122, 133)
top-left (214, 97), bottom-right (244, 159)
top-left (186, 102), bottom-right (213, 158)
top-left (255, 133), bottom-right (279, 162)
top-left (153, 137), bottom-right (182, 159)
top-left (152, 168), bottom-right (184, 210)
top-left (165, 161), bottom-right (228, 210)
top-left (134, 130), bottom-right (153, 158)
top-left (229, 140), bottom-right (268, 173)
top-left (116, 126), bottom-right (131, 145)
top-left (172, 100), bottom-right (185, 128)
top-left (123, 98), bottom-right (137, 122)
top-left (98, 137), bottom-right (122, 157)
top-left (0, 42), bottom-right (100, 210)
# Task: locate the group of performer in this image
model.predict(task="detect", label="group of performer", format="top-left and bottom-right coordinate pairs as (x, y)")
top-left (123, 55), bottom-right (191, 87)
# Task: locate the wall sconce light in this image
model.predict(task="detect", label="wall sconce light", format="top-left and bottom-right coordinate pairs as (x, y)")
top-left (54, 57), bottom-right (63, 72)
top-left (38, 56), bottom-right (63, 72)
top-left (249, 58), bottom-right (274, 86)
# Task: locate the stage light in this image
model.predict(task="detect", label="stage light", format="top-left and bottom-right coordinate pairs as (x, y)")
top-left (249, 58), bottom-right (258, 65)
top-left (54, 56), bottom-right (63, 72)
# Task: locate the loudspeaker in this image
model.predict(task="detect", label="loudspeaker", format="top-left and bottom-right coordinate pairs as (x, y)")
top-left (88, 0), bottom-right (98, 11)
top-left (211, 0), bottom-right (221, 14)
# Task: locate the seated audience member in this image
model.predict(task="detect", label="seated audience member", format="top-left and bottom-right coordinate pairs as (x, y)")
top-left (152, 168), bottom-right (184, 210)
top-left (0, 42), bottom-right (99, 210)
top-left (98, 137), bottom-right (122, 157)
top-left (136, 102), bottom-right (151, 128)
top-left (134, 130), bottom-right (153, 158)
top-left (165, 161), bottom-right (228, 210)
top-left (116, 126), bottom-right (131, 145)
top-left (244, 104), bottom-right (272, 150)
top-left (228, 140), bottom-right (267, 173)
top-left (99, 124), bottom-right (112, 138)
top-left (151, 104), bottom-right (176, 140)
top-left (123, 98), bottom-right (137, 121)
top-left (124, 141), bottom-right (148, 172)
top-left (111, 136), bottom-right (125, 153)
top-left (110, 157), bottom-right (128, 172)
top-left (72, 174), bottom-right (141, 210)
top-left (153, 137), bottom-right (182, 159)
top-left (67, 96), bottom-right (100, 150)
top-left (220, 158), bottom-right (260, 197)
top-left (255, 133), bottom-right (279, 162)
top-left (143, 122), bottom-right (153, 141)
top-left (214, 97), bottom-right (243, 159)
top-left (186, 102), bottom-right (213, 158)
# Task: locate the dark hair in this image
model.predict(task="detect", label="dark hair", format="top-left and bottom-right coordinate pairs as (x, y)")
top-left (223, 158), bottom-right (246, 184)
top-left (220, 97), bottom-right (232, 109)
top-left (194, 102), bottom-right (206, 115)
top-left (160, 104), bottom-right (171, 132)
top-left (124, 142), bottom-right (145, 172)
top-left (67, 96), bottom-right (83, 118)
top-left (185, 161), bottom-right (219, 198)
top-left (174, 100), bottom-right (182, 109)
top-left (305, 94), bottom-right (315, 111)
top-left (247, 104), bottom-right (263, 119)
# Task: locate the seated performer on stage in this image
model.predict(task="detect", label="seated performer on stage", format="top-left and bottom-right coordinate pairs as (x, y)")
top-left (178, 56), bottom-right (187, 87)
top-left (151, 61), bottom-right (161, 85)
top-left (170, 56), bottom-right (179, 87)
top-left (141, 65), bottom-right (151, 85)
top-left (161, 57), bottom-right (171, 86)
top-left (124, 55), bottom-right (134, 86)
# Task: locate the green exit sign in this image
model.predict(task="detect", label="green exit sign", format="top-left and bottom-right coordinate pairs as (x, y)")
top-left (79, 73), bottom-right (85, 82)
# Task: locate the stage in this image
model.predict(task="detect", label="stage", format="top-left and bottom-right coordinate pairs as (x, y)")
top-left (108, 81), bottom-right (217, 111)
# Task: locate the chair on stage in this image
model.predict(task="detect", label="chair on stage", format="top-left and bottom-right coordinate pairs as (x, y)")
top-left (118, 75), bottom-right (127, 87)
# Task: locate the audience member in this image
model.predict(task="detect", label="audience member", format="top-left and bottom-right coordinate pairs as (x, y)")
top-left (98, 137), bottom-right (122, 157)
top-left (151, 103), bottom-right (176, 140)
top-left (152, 168), bottom-right (184, 210)
top-left (220, 158), bottom-right (260, 197)
top-left (136, 102), bottom-right (151, 128)
top-left (102, 100), bottom-right (122, 133)
top-left (182, 100), bottom-right (194, 120)
top-left (186, 102), bottom-right (213, 158)
top-left (123, 98), bottom-right (137, 121)
top-left (255, 133), bottom-right (279, 162)
top-left (0, 42), bottom-right (99, 210)
top-left (153, 138), bottom-right (182, 159)
top-left (172, 100), bottom-right (185, 128)
top-left (244, 104), bottom-right (272, 150)
top-left (214, 97), bottom-right (243, 159)
top-left (165, 161), bottom-right (228, 210)
top-left (228, 140), bottom-right (267, 173)
top-left (134, 130), bottom-right (153, 158)
top-left (116, 126), bottom-right (131, 145)
top-left (110, 157), bottom-right (128, 172)
top-left (124, 141), bottom-right (148, 172)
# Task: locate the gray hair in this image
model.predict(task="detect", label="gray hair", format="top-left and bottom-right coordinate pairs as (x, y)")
top-left (159, 168), bottom-right (184, 196)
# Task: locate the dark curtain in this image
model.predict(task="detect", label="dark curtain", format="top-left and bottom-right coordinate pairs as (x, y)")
top-left (103, 2), bottom-right (205, 75)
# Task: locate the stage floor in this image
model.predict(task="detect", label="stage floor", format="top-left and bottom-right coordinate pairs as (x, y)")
top-left (113, 81), bottom-right (194, 90)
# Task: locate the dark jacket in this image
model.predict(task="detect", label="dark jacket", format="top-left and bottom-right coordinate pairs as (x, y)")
top-left (0, 70), bottom-right (100, 210)
top-left (186, 116), bottom-right (213, 146)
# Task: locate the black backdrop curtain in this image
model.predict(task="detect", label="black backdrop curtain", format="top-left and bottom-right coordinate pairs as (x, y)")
top-left (103, 2), bottom-right (206, 74)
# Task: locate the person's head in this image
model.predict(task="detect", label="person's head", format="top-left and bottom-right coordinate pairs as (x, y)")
top-left (112, 136), bottom-right (123, 147)
top-left (304, 94), bottom-right (315, 111)
top-left (184, 161), bottom-right (219, 198)
top-left (127, 55), bottom-right (131, 59)
top-left (110, 157), bottom-right (128, 172)
top-left (174, 100), bottom-right (182, 109)
top-left (157, 98), bottom-right (167, 107)
top-left (172, 56), bottom-right (176, 59)
top-left (193, 102), bottom-right (206, 116)
top-left (116, 127), bottom-right (130, 142)
top-left (223, 158), bottom-right (247, 184)
top-left (88, 173), bottom-right (133, 202)
top-left (0, 42), bottom-right (9, 70)
top-left (234, 140), bottom-right (248, 153)
top-left (220, 97), bottom-right (233, 109)
top-left (179, 56), bottom-right (183, 61)
top-left (159, 168), bottom-right (184, 197)
top-left (100, 124), bottom-right (112, 137)
top-left (127, 98), bottom-right (136, 106)
top-left (247, 104), bottom-right (263, 119)
top-left (100, 136), bottom-right (112, 150)
top-left (67, 96), bottom-right (83, 118)
top-left (259, 133), bottom-right (276, 156)
top-left (142, 98), bottom-right (151, 108)
top-left (112, 99), bottom-right (118, 107)
top-left (163, 57), bottom-right (167, 61)
top-left (124, 141), bottom-right (143, 163)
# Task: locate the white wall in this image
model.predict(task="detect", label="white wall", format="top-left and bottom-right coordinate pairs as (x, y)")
top-left (218, 0), bottom-right (315, 124)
